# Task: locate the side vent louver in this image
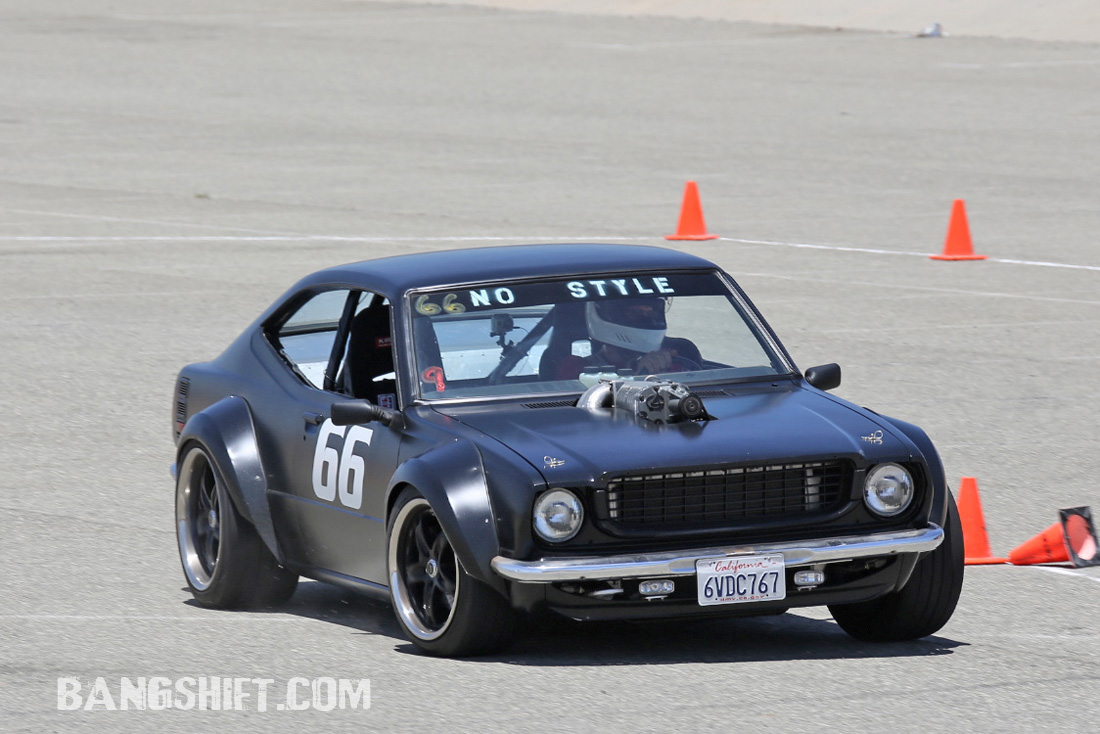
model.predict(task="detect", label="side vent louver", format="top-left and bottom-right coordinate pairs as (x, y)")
top-left (174, 377), bottom-right (191, 439)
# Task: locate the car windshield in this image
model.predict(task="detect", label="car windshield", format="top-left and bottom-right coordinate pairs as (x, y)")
top-left (409, 271), bottom-right (792, 400)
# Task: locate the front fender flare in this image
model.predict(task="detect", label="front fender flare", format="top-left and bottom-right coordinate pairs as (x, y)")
top-left (176, 396), bottom-right (283, 563)
top-left (388, 439), bottom-right (504, 595)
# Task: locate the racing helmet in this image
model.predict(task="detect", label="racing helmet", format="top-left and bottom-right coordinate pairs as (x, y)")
top-left (585, 298), bottom-right (667, 354)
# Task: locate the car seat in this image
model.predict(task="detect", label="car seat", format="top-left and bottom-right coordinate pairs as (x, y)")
top-left (537, 302), bottom-right (590, 379)
top-left (344, 304), bottom-right (397, 406)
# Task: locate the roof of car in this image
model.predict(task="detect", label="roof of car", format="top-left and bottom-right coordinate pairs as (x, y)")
top-left (306, 243), bottom-right (719, 295)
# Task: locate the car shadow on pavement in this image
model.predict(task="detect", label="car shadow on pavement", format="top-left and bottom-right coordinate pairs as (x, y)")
top-left (480, 613), bottom-right (965, 666)
top-left (214, 581), bottom-right (965, 665)
top-left (181, 580), bottom-right (409, 641)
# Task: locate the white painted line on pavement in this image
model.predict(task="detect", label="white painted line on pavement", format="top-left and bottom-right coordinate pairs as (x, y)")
top-left (735, 271), bottom-right (1100, 307)
top-left (2, 208), bottom-right (299, 235)
top-left (1027, 566), bottom-right (1100, 585)
top-left (0, 235), bottom-right (648, 243)
top-left (3, 232), bottom-right (1099, 273)
top-left (988, 257), bottom-right (1100, 272)
top-left (0, 615), bottom-right (302, 621)
top-left (719, 237), bottom-right (1100, 272)
top-left (719, 237), bottom-right (930, 258)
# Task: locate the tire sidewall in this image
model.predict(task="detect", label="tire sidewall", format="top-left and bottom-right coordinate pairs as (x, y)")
top-left (387, 489), bottom-right (461, 644)
top-left (829, 491), bottom-right (965, 641)
top-left (175, 444), bottom-right (248, 606)
top-left (387, 488), bottom-right (516, 656)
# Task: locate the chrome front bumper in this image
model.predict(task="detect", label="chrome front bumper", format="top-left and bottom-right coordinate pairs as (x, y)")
top-left (491, 524), bottom-right (943, 583)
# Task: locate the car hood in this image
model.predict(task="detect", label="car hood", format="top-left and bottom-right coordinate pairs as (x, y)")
top-left (437, 383), bottom-right (914, 483)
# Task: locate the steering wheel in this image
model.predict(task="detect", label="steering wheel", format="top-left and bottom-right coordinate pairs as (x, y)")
top-left (630, 354), bottom-right (702, 375)
top-left (670, 355), bottom-right (702, 372)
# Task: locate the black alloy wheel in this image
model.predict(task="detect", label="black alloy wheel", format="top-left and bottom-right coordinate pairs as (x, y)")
top-left (175, 444), bottom-right (298, 608)
top-left (387, 489), bottom-right (516, 656)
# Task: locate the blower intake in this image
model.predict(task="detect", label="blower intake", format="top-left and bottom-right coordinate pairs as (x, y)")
top-left (610, 379), bottom-right (706, 424)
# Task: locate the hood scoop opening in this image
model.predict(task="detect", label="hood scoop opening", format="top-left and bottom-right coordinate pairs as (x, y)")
top-left (579, 378), bottom-right (709, 425)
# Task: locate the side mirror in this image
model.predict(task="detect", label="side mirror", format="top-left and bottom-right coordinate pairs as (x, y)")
top-left (331, 400), bottom-right (402, 428)
top-left (804, 363), bottom-right (841, 391)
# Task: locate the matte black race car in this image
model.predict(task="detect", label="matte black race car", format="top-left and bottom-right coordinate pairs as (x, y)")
top-left (172, 244), bottom-right (963, 656)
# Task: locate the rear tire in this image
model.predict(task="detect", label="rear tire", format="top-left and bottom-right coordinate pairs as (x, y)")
top-left (388, 488), bottom-right (516, 656)
top-left (829, 492), bottom-right (964, 641)
top-left (176, 444), bottom-right (298, 609)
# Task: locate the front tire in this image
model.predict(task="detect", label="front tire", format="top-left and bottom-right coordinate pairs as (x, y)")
top-left (387, 488), bottom-right (516, 656)
top-left (829, 492), bottom-right (965, 641)
top-left (176, 444), bottom-right (298, 609)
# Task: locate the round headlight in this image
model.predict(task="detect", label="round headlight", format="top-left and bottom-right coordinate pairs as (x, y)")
top-left (533, 489), bottom-right (584, 543)
top-left (864, 463), bottom-right (915, 517)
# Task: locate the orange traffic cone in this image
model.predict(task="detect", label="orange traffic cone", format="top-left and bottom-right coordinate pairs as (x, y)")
top-left (1009, 507), bottom-right (1100, 567)
top-left (665, 181), bottom-right (718, 241)
top-left (931, 199), bottom-right (986, 261)
top-left (957, 477), bottom-right (1007, 565)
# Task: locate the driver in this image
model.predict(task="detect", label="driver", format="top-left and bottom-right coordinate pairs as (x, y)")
top-left (554, 297), bottom-right (684, 378)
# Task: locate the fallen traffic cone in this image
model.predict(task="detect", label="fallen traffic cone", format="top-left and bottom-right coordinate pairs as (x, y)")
top-left (957, 476), bottom-right (1007, 565)
top-left (931, 199), bottom-right (986, 260)
top-left (1009, 507), bottom-right (1100, 567)
top-left (665, 181), bottom-right (718, 241)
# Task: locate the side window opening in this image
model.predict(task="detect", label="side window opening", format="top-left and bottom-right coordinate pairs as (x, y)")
top-left (269, 290), bottom-right (399, 406)
top-left (269, 289), bottom-right (355, 390)
top-left (338, 296), bottom-right (398, 408)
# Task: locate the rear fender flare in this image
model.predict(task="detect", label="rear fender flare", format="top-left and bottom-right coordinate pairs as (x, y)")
top-left (388, 439), bottom-right (504, 595)
top-left (176, 396), bottom-right (283, 563)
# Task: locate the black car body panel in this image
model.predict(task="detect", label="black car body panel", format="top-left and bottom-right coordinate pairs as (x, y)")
top-left (442, 383), bottom-right (914, 479)
top-left (173, 244), bottom-right (958, 649)
top-left (176, 395), bottom-right (281, 561)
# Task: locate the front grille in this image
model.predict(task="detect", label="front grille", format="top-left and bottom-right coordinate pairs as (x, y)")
top-left (604, 460), bottom-right (850, 531)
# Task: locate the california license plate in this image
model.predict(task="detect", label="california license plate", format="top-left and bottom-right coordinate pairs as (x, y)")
top-left (696, 554), bottom-right (787, 606)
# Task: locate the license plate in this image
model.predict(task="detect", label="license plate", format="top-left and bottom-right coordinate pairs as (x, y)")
top-left (696, 554), bottom-right (786, 606)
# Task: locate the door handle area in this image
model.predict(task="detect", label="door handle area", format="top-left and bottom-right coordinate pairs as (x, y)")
top-left (303, 412), bottom-right (324, 426)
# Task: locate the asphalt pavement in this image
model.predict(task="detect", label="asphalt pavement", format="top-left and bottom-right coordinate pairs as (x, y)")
top-left (2, 2), bottom-right (1098, 732)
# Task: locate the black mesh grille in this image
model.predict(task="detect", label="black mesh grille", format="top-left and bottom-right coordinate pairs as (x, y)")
top-left (604, 461), bottom-right (850, 530)
top-left (524, 399), bottom-right (576, 409)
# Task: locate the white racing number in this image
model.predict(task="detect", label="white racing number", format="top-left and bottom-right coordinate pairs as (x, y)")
top-left (311, 419), bottom-right (374, 510)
